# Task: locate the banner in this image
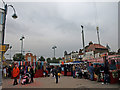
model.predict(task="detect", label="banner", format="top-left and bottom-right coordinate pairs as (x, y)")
top-left (19, 61), bottom-right (20, 67)
top-left (36, 61), bottom-right (37, 66)
top-left (0, 8), bottom-right (4, 25)
top-left (23, 61), bottom-right (25, 66)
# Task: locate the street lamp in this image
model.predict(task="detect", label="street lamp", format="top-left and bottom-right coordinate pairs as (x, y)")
top-left (1, 2), bottom-right (18, 45)
top-left (96, 26), bottom-right (100, 45)
top-left (81, 25), bottom-right (85, 56)
top-left (0, 0), bottom-right (18, 86)
top-left (20, 36), bottom-right (25, 55)
top-left (52, 46), bottom-right (57, 58)
top-left (9, 46), bottom-right (12, 60)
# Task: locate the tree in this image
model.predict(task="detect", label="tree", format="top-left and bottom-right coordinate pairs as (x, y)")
top-left (46, 57), bottom-right (62, 63)
top-left (57, 57), bottom-right (62, 60)
top-left (13, 53), bottom-right (24, 61)
top-left (46, 58), bottom-right (51, 63)
top-left (117, 48), bottom-right (120, 54)
top-left (52, 57), bottom-right (56, 60)
top-left (38, 56), bottom-right (45, 61)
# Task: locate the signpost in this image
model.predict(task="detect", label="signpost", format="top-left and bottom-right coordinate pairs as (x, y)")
top-left (0, 8), bottom-right (4, 86)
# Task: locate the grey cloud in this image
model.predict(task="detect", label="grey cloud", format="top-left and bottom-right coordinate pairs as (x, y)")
top-left (3, 2), bottom-right (118, 58)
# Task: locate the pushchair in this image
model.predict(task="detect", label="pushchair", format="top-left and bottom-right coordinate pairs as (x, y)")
top-left (21, 73), bottom-right (31, 85)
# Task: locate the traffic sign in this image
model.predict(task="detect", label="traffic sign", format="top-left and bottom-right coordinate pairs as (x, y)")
top-left (0, 45), bottom-right (6, 51)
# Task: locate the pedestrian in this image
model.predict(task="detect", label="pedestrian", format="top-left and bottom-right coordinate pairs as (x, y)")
top-left (30, 66), bottom-right (34, 83)
top-left (78, 66), bottom-right (82, 79)
top-left (47, 65), bottom-right (51, 77)
top-left (52, 66), bottom-right (55, 77)
top-left (83, 67), bottom-right (88, 79)
top-left (12, 64), bottom-right (20, 85)
top-left (73, 65), bottom-right (75, 78)
top-left (6, 67), bottom-right (8, 77)
top-left (95, 64), bottom-right (101, 82)
top-left (64, 65), bottom-right (67, 76)
top-left (102, 60), bottom-right (110, 84)
top-left (54, 66), bottom-right (59, 84)
top-left (88, 64), bottom-right (94, 81)
top-left (3, 67), bottom-right (7, 78)
top-left (57, 66), bottom-right (61, 78)
top-left (70, 65), bottom-right (73, 76)
top-left (8, 65), bottom-right (12, 77)
top-left (19, 66), bottom-right (24, 84)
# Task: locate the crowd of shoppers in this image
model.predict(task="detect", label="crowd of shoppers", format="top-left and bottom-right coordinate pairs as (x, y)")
top-left (2, 59), bottom-right (113, 85)
top-left (60, 61), bottom-right (110, 85)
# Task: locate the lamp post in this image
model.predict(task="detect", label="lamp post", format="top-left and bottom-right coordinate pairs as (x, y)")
top-left (96, 26), bottom-right (100, 45)
top-left (0, 0), bottom-right (18, 86)
top-left (20, 36), bottom-right (25, 55)
top-left (81, 25), bottom-right (85, 56)
top-left (9, 46), bottom-right (12, 60)
top-left (52, 46), bottom-right (57, 58)
top-left (1, 2), bottom-right (18, 45)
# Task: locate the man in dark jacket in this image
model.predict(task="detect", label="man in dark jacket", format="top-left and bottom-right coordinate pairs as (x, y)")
top-left (30, 66), bottom-right (34, 83)
top-left (8, 66), bottom-right (12, 77)
top-left (54, 66), bottom-right (59, 84)
top-left (103, 60), bottom-right (110, 84)
top-left (64, 65), bottom-right (67, 76)
top-left (47, 66), bottom-right (51, 77)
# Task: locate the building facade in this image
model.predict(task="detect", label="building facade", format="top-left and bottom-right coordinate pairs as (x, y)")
top-left (25, 53), bottom-right (37, 63)
top-left (83, 41), bottom-right (108, 60)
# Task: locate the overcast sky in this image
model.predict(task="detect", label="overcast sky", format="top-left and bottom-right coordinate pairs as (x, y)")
top-left (0, 1), bottom-right (118, 59)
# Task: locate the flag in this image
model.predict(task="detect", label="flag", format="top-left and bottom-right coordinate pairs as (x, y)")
top-left (23, 61), bottom-right (25, 66)
top-left (30, 61), bottom-right (31, 66)
top-left (19, 61), bottom-right (21, 66)
top-left (21, 61), bottom-right (22, 65)
top-left (36, 61), bottom-right (37, 66)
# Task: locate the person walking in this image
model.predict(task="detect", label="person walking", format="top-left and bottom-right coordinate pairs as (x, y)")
top-left (12, 64), bottom-right (20, 85)
top-left (78, 66), bottom-right (82, 79)
top-left (3, 67), bottom-right (7, 78)
top-left (95, 64), bottom-right (101, 82)
top-left (52, 66), bottom-right (55, 77)
top-left (88, 64), bottom-right (94, 81)
top-left (73, 65), bottom-right (75, 78)
top-left (102, 60), bottom-right (110, 84)
top-left (30, 66), bottom-right (34, 83)
top-left (54, 66), bottom-right (59, 84)
top-left (47, 65), bottom-right (51, 77)
top-left (19, 66), bottom-right (24, 84)
top-left (8, 65), bottom-right (12, 77)
top-left (70, 65), bottom-right (73, 76)
top-left (64, 65), bottom-right (67, 76)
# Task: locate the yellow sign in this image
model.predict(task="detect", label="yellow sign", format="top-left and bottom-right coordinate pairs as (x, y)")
top-left (0, 45), bottom-right (6, 51)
